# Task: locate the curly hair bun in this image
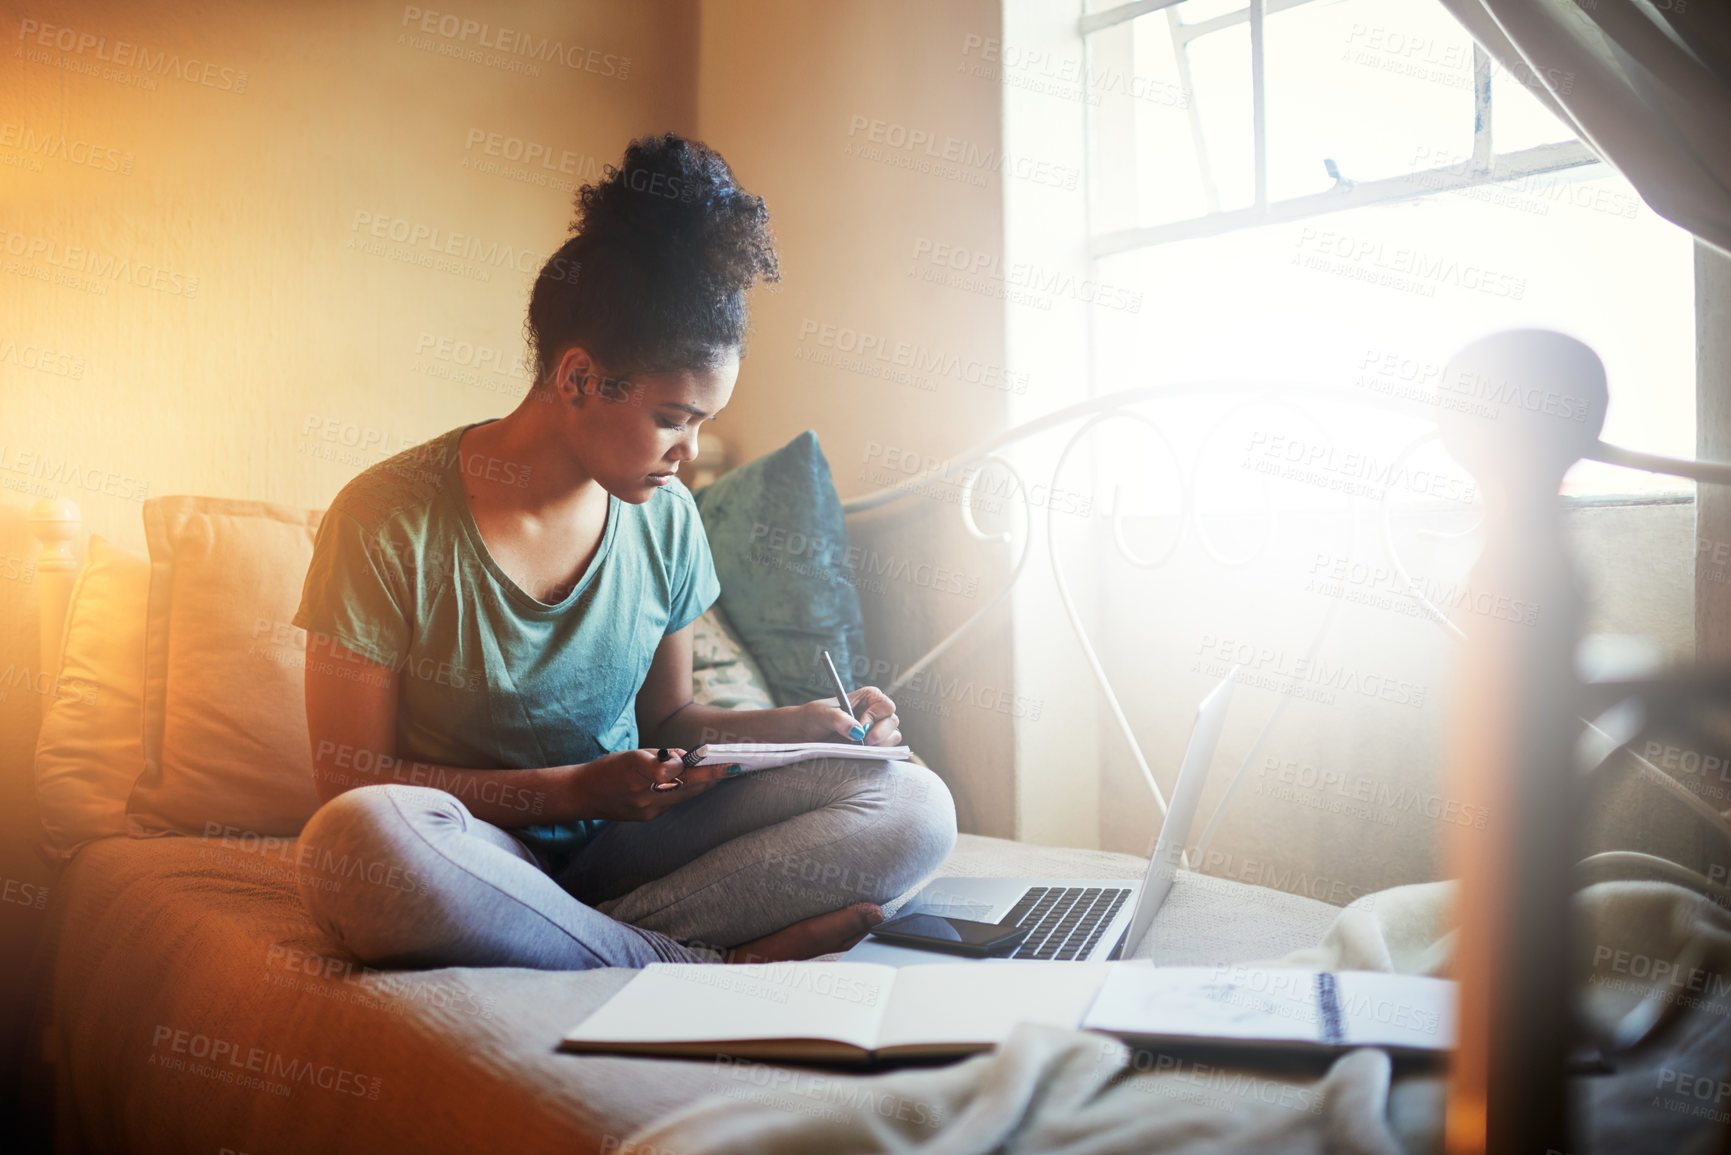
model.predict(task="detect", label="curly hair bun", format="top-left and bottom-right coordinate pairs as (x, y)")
top-left (527, 133), bottom-right (779, 379)
top-left (577, 134), bottom-right (778, 290)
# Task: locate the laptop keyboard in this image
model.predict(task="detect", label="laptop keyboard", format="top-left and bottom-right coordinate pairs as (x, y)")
top-left (999, 886), bottom-right (1131, 960)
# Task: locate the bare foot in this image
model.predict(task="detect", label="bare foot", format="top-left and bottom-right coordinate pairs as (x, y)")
top-left (726, 902), bottom-right (885, 963)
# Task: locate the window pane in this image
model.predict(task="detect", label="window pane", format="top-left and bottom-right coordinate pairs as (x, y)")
top-left (1266, 0), bottom-right (1477, 199)
top-left (1112, 0), bottom-right (1484, 221)
top-left (1083, 0), bottom-right (1691, 496)
top-left (1172, 0), bottom-right (1251, 24)
top-left (1090, 13), bottom-right (1219, 230)
top-left (1174, 19), bottom-right (1256, 212)
top-left (1492, 62), bottom-right (1579, 153)
top-left (1087, 169), bottom-right (1694, 496)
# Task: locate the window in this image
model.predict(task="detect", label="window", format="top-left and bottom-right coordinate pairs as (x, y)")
top-left (1080, 0), bottom-right (1696, 498)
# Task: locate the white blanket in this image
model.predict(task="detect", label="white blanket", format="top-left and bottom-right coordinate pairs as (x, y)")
top-left (628, 883), bottom-right (1453, 1155)
top-left (629, 877), bottom-right (1731, 1155)
top-left (630, 1025), bottom-right (1407, 1155)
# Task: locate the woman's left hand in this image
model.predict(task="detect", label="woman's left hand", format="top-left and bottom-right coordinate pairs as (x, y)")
top-left (801, 686), bottom-right (901, 746)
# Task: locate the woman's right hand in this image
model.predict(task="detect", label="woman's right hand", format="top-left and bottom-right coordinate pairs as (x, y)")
top-left (565, 749), bottom-right (725, 821)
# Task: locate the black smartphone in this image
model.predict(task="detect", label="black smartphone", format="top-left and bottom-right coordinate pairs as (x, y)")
top-left (866, 913), bottom-right (1028, 957)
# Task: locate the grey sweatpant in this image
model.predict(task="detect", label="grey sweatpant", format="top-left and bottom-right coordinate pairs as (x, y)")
top-left (295, 757), bottom-right (957, 969)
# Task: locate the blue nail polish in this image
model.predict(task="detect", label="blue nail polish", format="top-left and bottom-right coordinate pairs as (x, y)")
top-left (724, 763), bottom-right (744, 777)
top-left (848, 725), bottom-right (866, 742)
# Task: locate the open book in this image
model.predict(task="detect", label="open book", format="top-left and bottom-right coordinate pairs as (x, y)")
top-left (683, 742), bottom-right (911, 774)
top-left (562, 962), bottom-right (1455, 1065)
top-left (560, 961), bottom-right (1110, 1062)
top-left (1081, 965), bottom-right (1455, 1057)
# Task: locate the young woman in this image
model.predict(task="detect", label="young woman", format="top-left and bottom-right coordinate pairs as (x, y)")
top-left (293, 134), bottom-right (956, 969)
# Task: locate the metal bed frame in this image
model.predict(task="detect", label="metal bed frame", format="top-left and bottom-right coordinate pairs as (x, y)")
top-left (832, 328), bottom-right (1731, 1154)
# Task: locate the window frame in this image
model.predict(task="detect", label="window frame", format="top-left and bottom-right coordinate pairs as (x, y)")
top-left (1081, 0), bottom-right (1603, 258)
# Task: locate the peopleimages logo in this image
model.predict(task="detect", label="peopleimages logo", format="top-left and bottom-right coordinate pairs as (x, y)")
top-left (1242, 431), bottom-right (1479, 506)
top-left (398, 6), bottom-right (630, 79)
top-left (797, 318), bottom-right (1029, 394)
top-left (202, 823), bottom-right (432, 896)
top-left (909, 237), bottom-right (1143, 314)
top-left (462, 128), bottom-right (601, 179)
top-left (1293, 227), bottom-right (1526, 301)
top-left (0, 444), bottom-right (149, 502)
top-left (958, 34), bottom-right (1191, 110)
top-left (1341, 21), bottom-right (1573, 97)
top-left (708, 1057), bottom-right (945, 1130)
top-left (845, 114), bottom-right (1080, 191)
top-left (0, 336), bottom-right (85, 380)
top-left (348, 211), bottom-right (548, 276)
top-left (1305, 551), bottom-right (1541, 629)
top-left (1256, 755), bottom-right (1488, 829)
top-left (0, 121), bottom-right (133, 173)
top-left (0, 228), bottom-right (199, 298)
top-left (414, 331), bottom-right (532, 386)
top-left (1409, 146), bottom-right (1640, 221)
top-left (15, 18), bottom-right (249, 92)
top-left (859, 441), bottom-right (1093, 517)
top-left (1192, 633), bottom-right (1427, 709)
top-left (1437, 366), bottom-right (1596, 422)
top-left (149, 1025), bottom-right (382, 1100)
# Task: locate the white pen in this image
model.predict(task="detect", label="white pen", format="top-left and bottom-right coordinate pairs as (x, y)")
top-left (820, 649), bottom-right (866, 744)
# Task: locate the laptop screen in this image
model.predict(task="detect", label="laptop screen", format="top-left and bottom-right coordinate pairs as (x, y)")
top-left (1112, 669), bottom-right (1237, 957)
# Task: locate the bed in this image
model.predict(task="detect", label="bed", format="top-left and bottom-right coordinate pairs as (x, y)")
top-left (19, 329), bottom-right (1731, 1153)
top-left (36, 830), bottom-right (1349, 1154)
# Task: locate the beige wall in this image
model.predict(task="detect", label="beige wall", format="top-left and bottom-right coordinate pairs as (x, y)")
top-left (0, 0), bottom-right (698, 1104)
top-left (0, 0), bottom-right (701, 940)
top-left (0, 0), bottom-right (1706, 934)
top-left (1, 1), bottom-right (1019, 851)
top-left (692, 0), bottom-right (1008, 475)
top-left (694, 0), bottom-right (1017, 834)
top-left (1, 0), bottom-right (698, 552)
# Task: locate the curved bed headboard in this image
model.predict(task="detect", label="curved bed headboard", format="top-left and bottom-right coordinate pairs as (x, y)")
top-left (833, 335), bottom-right (1731, 1154)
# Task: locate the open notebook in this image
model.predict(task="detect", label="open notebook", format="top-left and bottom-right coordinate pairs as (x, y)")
top-left (561, 962), bottom-right (1455, 1064)
top-left (683, 742), bottom-right (911, 774)
top-left (1081, 966), bottom-right (1456, 1057)
top-left (560, 961), bottom-right (1109, 1062)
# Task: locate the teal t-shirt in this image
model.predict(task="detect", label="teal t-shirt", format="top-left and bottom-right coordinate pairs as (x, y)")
top-left (293, 422), bottom-right (720, 867)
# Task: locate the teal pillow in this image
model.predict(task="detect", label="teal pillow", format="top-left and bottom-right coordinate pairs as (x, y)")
top-left (693, 431), bottom-right (867, 708)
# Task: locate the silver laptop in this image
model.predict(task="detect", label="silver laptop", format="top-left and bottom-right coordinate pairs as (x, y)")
top-left (841, 670), bottom-right (1237, 966)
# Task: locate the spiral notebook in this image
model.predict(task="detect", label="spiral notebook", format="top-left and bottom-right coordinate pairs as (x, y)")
top-left (681, 742), bottom-right (912, 774)
top-left (1079, 965), bottom-right (1455, 1057)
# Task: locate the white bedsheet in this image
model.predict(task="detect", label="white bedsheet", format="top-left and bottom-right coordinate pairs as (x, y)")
top-left (634, 879), bottom-right (1731, 1155)
top-left (41, 832), bottom-right (1345, 1154)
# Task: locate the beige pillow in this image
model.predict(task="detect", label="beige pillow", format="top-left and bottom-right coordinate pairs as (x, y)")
top-left (130, 496), bottom-right (325, 837)
top-left (688, 605), bottom-right (928, 764)
top-left (32, 498), bottom-right (804, 847)
top-left (691, 603), bottom-right (776, 712)
top-left (33, 535), bottom-right (150, 858)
